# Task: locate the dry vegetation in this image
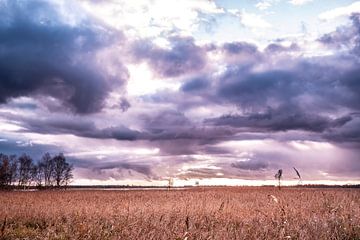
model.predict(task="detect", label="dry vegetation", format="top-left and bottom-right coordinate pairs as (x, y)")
top-left (0, 187), bottom-right (359, 240)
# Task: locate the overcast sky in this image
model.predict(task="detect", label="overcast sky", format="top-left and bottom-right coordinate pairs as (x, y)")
top-left (0, 0), bottom-right (360, 185)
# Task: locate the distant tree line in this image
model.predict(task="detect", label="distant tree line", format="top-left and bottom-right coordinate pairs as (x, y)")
top-left (0, 152), bottom-right (73, 189)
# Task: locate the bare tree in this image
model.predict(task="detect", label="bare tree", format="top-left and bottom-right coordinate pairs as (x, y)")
top-left (31, 163), bottom-right (43, 187)
top-left (63, 164), bottom-right (73, 187)
top-left (18, 154), bottom-right (34, 188)
top-left (52, 153), bottom-right (73, 187)
top-left (0, 154), bottom-right (18, 188)
top-left (39, 153), bottom-right (54, 187)
top-left (8, 155), bottom-right (18, 186)
top-left (0, 154), bottom-right (10, 187)
top-left (1, 152), bottom-right (73, 189)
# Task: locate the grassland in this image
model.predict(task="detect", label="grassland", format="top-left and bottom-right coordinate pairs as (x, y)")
top-left (0, 187), bottom-right (359, 239)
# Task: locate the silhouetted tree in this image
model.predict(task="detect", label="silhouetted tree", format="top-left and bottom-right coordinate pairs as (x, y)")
top-left (63, 164), bottom-right (73, 187)
top-left (0, 154), bottom-right (18, 188)
top-left (52, 153), bottom-right (73, 187)
top-left (39, 153), bottom-right (54, 187)
top-left (31, 164), bottom-right (43, 187)
top-left (0, 152), bottom-right (73, 189)
top-left (0, 154), bottom-right (10, 187)
top-left (18, 154), bottom-right (34, 188)
top-left (8, 155), bottom-right (18, 186)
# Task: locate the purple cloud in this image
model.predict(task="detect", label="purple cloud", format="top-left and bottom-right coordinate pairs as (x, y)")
top-left (131, 36), bottom-right (207, 78)
top-left (0, 0), bottom-right (127, 114)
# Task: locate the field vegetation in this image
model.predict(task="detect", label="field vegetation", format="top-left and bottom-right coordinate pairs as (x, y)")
top-left (0, 187), bottom-right (359, 239)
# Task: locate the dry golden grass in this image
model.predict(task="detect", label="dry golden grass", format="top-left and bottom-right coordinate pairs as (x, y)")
top-left (0, 187), bottom-right (359, 239)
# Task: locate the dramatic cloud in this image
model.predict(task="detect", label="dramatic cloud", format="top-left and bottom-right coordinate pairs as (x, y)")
top-left (0, 112), bottom-right (141, 141)
top-left (205, 108), bottom-right (352, 133)
top-left (131, 36), bottom-right (207, 78)
top-left (181, 77), bottom-right (210, 92)
top-left (0, 0), bottom-right (359, 185)
top-left (0, 0), bottom-right (127, 113)
top-left (222, 42), bottom-right (259, 55)
top-left (74, 158), bottom-right (154, 179)
top-left (324, 114), bottom-right (360, 144)
top-left (231, 160), bottom-right (269, 171)
top-left (320, 13), bottom-right (360, 56)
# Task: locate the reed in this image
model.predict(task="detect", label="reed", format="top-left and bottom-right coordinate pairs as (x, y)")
top-left (0, 187), bottom-right (359, 239)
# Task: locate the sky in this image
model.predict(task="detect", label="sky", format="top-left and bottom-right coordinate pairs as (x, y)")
top-left (0, 0), bottom-right (360, 186)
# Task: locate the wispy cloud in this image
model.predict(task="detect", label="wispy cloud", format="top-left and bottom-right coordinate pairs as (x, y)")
top-left (319, 2), bottom-right (360, 20)
top-left (228, 9), bottom-right (272, 29)
top-left (289, 0), bottom-right (313, 6)
top-left (255, 0), bottom-right (280, 10)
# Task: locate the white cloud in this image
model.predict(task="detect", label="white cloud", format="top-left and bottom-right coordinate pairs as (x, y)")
top-left (127, 64), bottom-right (180, 96)
top-left (319, 2), bottom-right (360, 21)
top-left (81, 0), bottom-right (223, 38)
top-left (0, 120), bottom-right (24, 132)
top-left (255, 0), bottom-right (280, 10)
top-left (242, 12), bottom-right (271, 28)
top-left (289, 0), bottom-right (313, 6)
top-left (229, 9), bottom-right (272, 29)
top-left (256, 1), bottom-right (272, 10)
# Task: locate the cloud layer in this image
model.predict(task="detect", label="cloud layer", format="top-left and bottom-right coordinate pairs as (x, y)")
top-left (0, 0), bottom-right (359, 184)
top-left (0, 0), bottom-right (127, 113)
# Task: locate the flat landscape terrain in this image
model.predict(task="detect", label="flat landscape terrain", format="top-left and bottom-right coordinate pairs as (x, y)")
top-left (0, 187), bottom-right (359, 240)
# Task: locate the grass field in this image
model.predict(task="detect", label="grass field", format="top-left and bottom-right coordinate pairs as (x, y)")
top-left (0, 187), bottom-right (359, 239)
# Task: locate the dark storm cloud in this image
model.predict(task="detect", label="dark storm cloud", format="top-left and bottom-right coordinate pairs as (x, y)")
top-left (264, 43), bottom-right (300, 54)
top-left (181, 77), bottom-right (210, 92)
top-left (0, 110), bottom-right (234, 146)
top-left (205, 62), bottom-right (359, 141)
top-left (100, 162), bottom-right (152, 178)
top-left (324, 115), bottom-right (360, 143)
top-left (69, 156), bottom-right (157, 180)
top-left (138, 43), bottom-right (360, 145)
top-left (231, 160), bottom-right (269, 171)
top-left (319, 13), bottom-right (360, 56)
top-left (140, 109), bottom-right (235, 142)
top-left (217, 69), bottom-right (301, 108)
top-left (205, 107), bottom-right (352, 133)
top-left (141, 110), bottom-right (192, 130)
top-left (134, 25), bottom-right (360, 149)
top-left (131, 36), bottom-right (207, 78)
top-left (0, 0), bottom-right (126, 114)
top-left (222, 41), bottom-right (258, 55)
top-left (35, 120), bottom-right (141, 141)
top-left (133, 19), bottom-right (360, 148)
top-left (0, 112), bottom-right (141, 141)
top-left (340, 68), bottom-right (360, 110)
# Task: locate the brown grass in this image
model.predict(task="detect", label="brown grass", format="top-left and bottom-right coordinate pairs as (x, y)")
top-left (0, 187), bottom-right (359, 239)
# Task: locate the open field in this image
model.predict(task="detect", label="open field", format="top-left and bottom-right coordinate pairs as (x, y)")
top-left (0, 187), bottom-right (359, 240)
